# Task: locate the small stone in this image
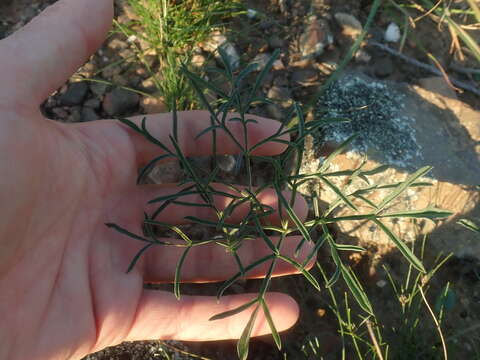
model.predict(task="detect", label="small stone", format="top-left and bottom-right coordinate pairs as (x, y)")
top-left (140, 96), bottom-right (168, 114)
top-left (385, 22), bottom-right (401, 43)
top-left (139, 77), bottom-right (158, 94)
top-left (251, 53), bottom-right (271, 71)
top-left (269, 35), bottom-right (285, 49)
top-left (201, 32), bottom-right (240, 70)
top-left (334, 12), bottom-right (363, 38)
top-left (292, 68), bottom-right (319, 86)
top-left (83, 98), bottom-right (101, 109)
top-left (299, 16), bottom-right (332, 58)
top-left (217, 155), bottom-right (237, 172)
top-left (89, 82), bottom-right (108, 98)
top-left (267, 86), bottom-right (292, 107)
top-left (81, 107), bottom-right (100, 122)
top-left (102, 88), bottom-right (140, 116)
top-left (273, 59), bottom-right (285, 70)
top-left (51, 107), bottom-right (69, 120)
top-left (374, 57), bottom-right (395, 78)
top-left (355, 48), bottom-right (372, 63)
top-left (67, 106), bottom-right (82, 123)
top-left (266, 103), bottom-right (286, 121)
top-left (59, 82), bottom-right (88, 106)
top-left (191, 54), bottom-right (206, 68)
top-left (246, 8), bottom-right (258, 19)
top-left (376, 279), bottom-right (387, 288)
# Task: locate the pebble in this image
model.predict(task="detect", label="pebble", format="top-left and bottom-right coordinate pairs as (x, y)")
top-left (334, 12), bottom-right (363, 38)
top-left (59, 82), bottom-right (88, 106)
top-left (299, 15), bottom-right (332, 58)
top-left (83, 98), bottom-right (101, 109)
top-left (269, 35), bottom-right (285, 49)
top-left (385, 22), bottom-right (401, 43)
top-left (291, 68), bottom-right (319, 86)
top-left (374, 57), bottom-right (395, 78)
top-left (89, 82), bottom-right (108, 98)
top-left (102, 88), bottom-right (140, 116)
top-left (140, 96), bottom-right (168, 114)
top-left (251, 53), bottom-right (271, 71)
top-left (267, 86), bottom-right (292, 106)
top-left (201, 32), bottom-right (240, 71)
top-left (81, 107), bottom-right (100, 122)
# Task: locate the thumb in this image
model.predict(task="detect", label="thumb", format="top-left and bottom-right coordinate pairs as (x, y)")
top-left (0, 0), bottom-right (113, 108)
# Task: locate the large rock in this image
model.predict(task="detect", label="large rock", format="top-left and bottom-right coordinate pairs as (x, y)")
top-left (302, 73), bottom-right (480, 260)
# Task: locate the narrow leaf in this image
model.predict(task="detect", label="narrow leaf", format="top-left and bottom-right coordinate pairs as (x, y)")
top-left (174, 247), bottom-right (192, 299)
top-left (237, 305), bottom-right (260, 360)
top-left (210, 298), bottom-right (258, 321)
top-left (260, 299), bottom-right (282, 350)
top-left (374, 219), bottom-right (426, 273)
top-left (376, 166), bottom-right (432, 212)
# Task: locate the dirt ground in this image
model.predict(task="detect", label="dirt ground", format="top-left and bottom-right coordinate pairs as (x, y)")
top-left (1, 0), bottom-right (479, 359)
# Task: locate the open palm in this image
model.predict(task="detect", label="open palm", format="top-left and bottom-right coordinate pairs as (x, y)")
top-left (0, 1), bottom-right (313, 359)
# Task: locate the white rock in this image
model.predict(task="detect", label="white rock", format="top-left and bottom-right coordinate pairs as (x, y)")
top-left (385, 22), bottom-right (401, 43)
top-left (246, 8), bottom-right (258, 19)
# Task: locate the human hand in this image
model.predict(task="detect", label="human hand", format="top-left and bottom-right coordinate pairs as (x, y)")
top-left (0, 1), bottom-right (313, 359)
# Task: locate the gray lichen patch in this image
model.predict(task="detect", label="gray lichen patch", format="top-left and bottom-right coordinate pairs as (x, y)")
top-left (316, 74), bottom-right (422, 169)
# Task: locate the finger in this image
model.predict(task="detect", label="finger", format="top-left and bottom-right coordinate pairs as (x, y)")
top-left (135, 184), bottom-right (308, 226)
top-left (118, 111), bottom-right (289, 165)
top-left (142, 235), bottom-right (315, 283)
top-left (126, 292), bottom-right (299, 341)
top-left (1, 0), bottom-right (113, 106)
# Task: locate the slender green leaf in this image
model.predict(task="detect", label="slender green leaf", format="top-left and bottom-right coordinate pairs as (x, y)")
top-left (458, 219), bottom-right (480, 233)
top-left (320, 134), bottom-right (359, 172)
top-left (260, 299), bottom-right (282, 350)
top-left (376, 166), bottom-right (432, 212)
top-left (335, 244), bottom-right (367, 252)
top-left (126, 243), bottom-right (155, 273)
top-left (237, 305), bottom-right (260, 360)
top-left (379, 208), bottom-right (453, 220)
top-left (209, 298), bottom-right (258, 321)
top-left (174, 247), bottom-right (192, 299)
top-left (277, 255), bottom-right (320, 291)
top-left (105, 223), bottom-right (153, 244)
top-left (374, 219), bottom-right (426, 273)
top-left (320, 176), bottom-right (358, 211)
top-left (341, 264), bottom-right (373, 315)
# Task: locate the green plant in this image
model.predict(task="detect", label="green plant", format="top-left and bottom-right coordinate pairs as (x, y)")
top-left (106, 46), bottom-right (454, 359)
top-left (114, 0), bottom-right (243, 111)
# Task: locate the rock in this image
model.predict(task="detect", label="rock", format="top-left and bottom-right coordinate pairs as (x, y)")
top-left (385, 22), bottom-right (401, 43)
top-left (217, 155), bottom-right (237, 173)
top-left (139, 77), bottom-right (158, 94)
top-left (292, 68), bottom-right (319, 86)
top-left (191, 54), bottom-right (206, 68)
top-left (374, 57), bottom-right (394, 78)
top-left (299, 15), bottom-right (333, 59)
top-left (140, 95), bottom-right (168, 114)
top-left (418, 77), bottom-right (457, 99)
top-left (201, 32), bottom-right (240, 70)
top-left (146, 161), bottom-right (183, 184)
top-left (102, 88), bottom-right (139, 116)
top-left (305, 73), bottom-right (480, 260)
top-left (251, 53), bottom-right (273, 71)
top-left (334, 12), bottom-right (363, 39)
top-left (89, 82), bottom-right (108, 98)
top-left (59, 82), bottom-right (88, 106)
top-left (67, 106), bottom-right (82, 123)
top-left (273, 59), bottom-right (286, 70)
top-left (267, 86), bottom-right (292, 107)
top-left (266, 103), bottom-right (287, 121)
top-left (269, 35), bottom-right (285, 49)
top-left (83, 98), bottom-right (101, 109)
top-left (51, 107), bottom-right (69, 120)
top-left (81, 107), bottom-right (100, 122)
top-left (355, 48), bottom-right (372, 63)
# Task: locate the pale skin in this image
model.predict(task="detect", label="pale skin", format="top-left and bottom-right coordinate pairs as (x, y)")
top-left (0, 1), bottom-right (315, 359)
